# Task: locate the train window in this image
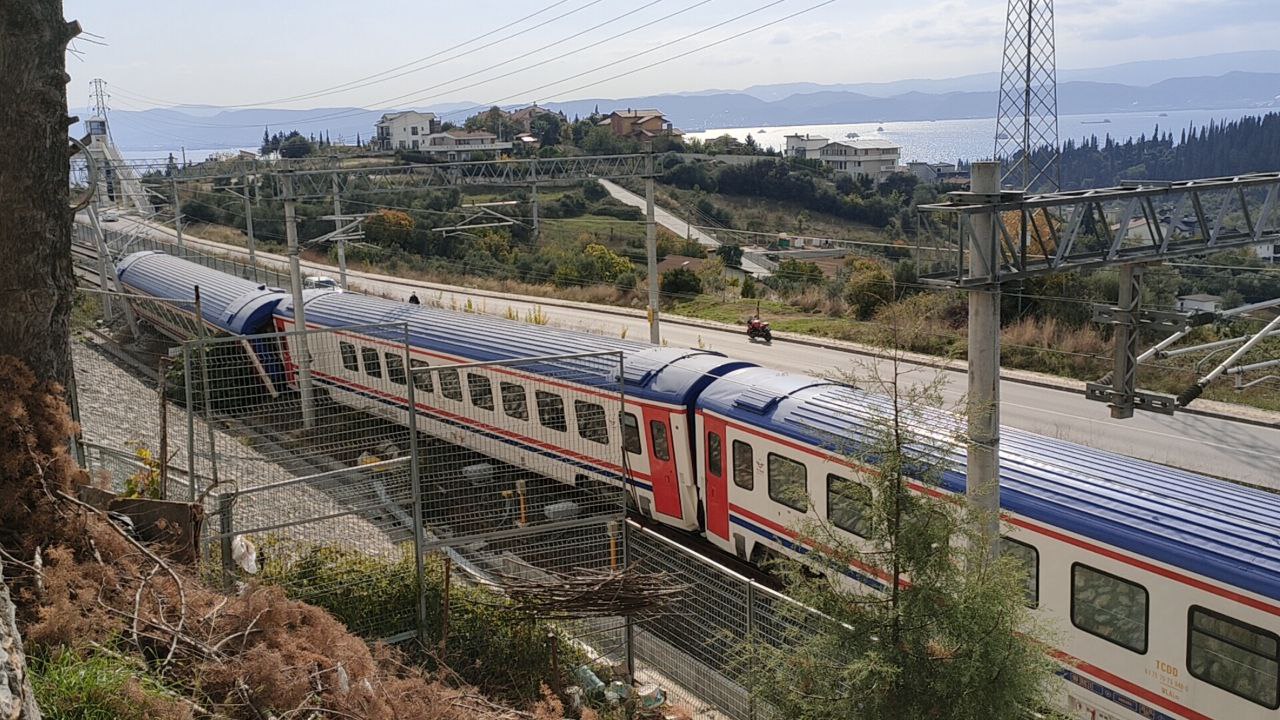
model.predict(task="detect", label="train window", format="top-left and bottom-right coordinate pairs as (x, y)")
top-left (468, 373), bottom-right (494, 410)
top-left (439, 369), bottom-right (462, 401)
top-left (339, 342), bottom-right (359, 372)
top-left (501, 382), bottom-right (527, 420)
top-left (707, 433), bottom-right (722, 477)
top-left (1071, 564), bottom-right (1148, 653)
top-left (361, 347), bottom-right (382, 378)
top-left (621, 413), bottom-right (641, 454)
top-left (1187, 606), bottom-right (1279, 708)
top-left (384, 353), bottom-right (406, 386)
top-left (536, 391), bottom-right (567, 432)
top-left (999, 537), bottom-right (1039, 608)
top-left (827, 474), bottom-right (871, 538)
top-left (732, 441), bottom-right (754, 490)
top-left (575, 401), bottom-right (609, 445)
top-left (410, 360), bottom-right (433, 393)
top-left (768, 454), bottom-right (808, 513)
top-left (650, 421), bottom-right (670, 461)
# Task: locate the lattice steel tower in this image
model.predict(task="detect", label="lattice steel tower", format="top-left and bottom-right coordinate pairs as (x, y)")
top-left (995, 0), bottom-right (1060, 190)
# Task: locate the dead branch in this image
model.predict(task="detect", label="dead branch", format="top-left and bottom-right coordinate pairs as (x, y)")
top-left (486, 564), bottom-right (687, 618)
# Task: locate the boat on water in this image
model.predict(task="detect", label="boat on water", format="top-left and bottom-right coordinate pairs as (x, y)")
top-left (844, 132), bottom-right (860, 139)
top-left (1082, 119), bottom-right (1112, 125)
top-left (756, 129), bottom-right (766, 133)
top-left (1158, 113), bottom-right (1169, 117)
top-left (877, 125), bottom-right (885, 131)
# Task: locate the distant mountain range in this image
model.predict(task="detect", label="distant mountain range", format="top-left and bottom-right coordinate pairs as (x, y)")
top-left (84, 51), bottom-right (1280, 151)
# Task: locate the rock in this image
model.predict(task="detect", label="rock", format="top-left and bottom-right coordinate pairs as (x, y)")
top-left (0, 563), bottom-right (41, 720)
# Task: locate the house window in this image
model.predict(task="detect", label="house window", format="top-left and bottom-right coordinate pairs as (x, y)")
top-left (767, 454), bottom-right (808, 512)
top-left (621, 412), bottom-right (641, 454)
top-left (575, 401), bottom-right (608, 445)
top-left (501, 382), bottom-right (527, 420)
top-left (384, 352), bottom-right (406, 385)
top-left (439, 368), bottom-right (462, 401)
top-left (410, 359), bottom-right (433, 393)
top-left (361, 347), bottom-right (382, 378)
top-left (1071, 564), bottom-right (1148, 653)
top-left (536, 391), bottom-right (566, 431)
top-left (827, 474), bottom-right (871, 538)
top-left (339, 342), bottom-right (359, 372)
top-left (707, 432), bottom-right (722, 477)
top-left (732, 440), bottom-right (753, 490)
top-left (468, 373), bottom-right (493, 410)
top-left (1187, 606), bottom-right (1279, 708)
top-left (1000, 537), bottom-right (1039, 608)
top-left (411, 126), bottom-right (418, 135)
top-left (650, 420), bottom-right (670, 462)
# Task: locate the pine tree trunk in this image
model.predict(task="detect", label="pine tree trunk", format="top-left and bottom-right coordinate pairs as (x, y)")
top-left (0, 0), bottom-right (78, 388)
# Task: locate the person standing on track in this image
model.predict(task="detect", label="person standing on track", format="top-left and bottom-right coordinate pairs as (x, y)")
top-left (408, 292), bottom-right (420, 305)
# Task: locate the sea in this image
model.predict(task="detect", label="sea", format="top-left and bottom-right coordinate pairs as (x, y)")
top-left (686, 107), bottom-right (1272, 165)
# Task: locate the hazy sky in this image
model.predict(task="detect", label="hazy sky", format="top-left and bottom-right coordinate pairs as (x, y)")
top-left (65, 0), bottom-right (1280, 111)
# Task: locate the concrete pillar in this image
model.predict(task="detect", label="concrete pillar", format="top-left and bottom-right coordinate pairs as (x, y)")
top-left (966, 161), bottom-right (1002, 559)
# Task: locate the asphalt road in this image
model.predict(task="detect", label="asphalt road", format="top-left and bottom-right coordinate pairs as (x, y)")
top-left (93, 214), bottom-right (1280, 489)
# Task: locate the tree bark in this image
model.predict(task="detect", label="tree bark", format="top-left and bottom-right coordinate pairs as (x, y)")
top-left (0, 0), bottom-right (78, 388)
top-left (0, 564), bottom-right (41, 720)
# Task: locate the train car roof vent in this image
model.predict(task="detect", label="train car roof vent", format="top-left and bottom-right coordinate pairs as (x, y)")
top-left (734, 388), bottom-right (783, 414)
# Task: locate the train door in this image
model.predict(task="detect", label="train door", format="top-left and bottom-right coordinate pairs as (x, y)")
top-left (641, 408), bottom-right (682, 519)
top-left (702, 414), bottom-right (730, 540)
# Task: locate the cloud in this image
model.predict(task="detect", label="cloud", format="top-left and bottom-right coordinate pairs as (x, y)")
top-left (770, 31), bottom-right (793, 45)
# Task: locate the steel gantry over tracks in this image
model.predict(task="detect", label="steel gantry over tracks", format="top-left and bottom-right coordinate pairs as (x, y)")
top-left (920, 170), bottom-right (1280, 418)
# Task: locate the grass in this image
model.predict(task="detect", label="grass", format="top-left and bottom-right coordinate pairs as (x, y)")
top-left (29, 647), bottom-right (186, 720)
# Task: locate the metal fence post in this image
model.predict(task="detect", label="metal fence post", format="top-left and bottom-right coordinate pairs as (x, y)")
top-left (747, 581), bottom-right (757, 720)
top-left (403, 325), bottom-right (428, 643)
top-left (183, 345), bottom-right (196, 501)
top-left (218, 491), bottom-right (234, 590)
top-left (624, 520), bottom-right (636, 685)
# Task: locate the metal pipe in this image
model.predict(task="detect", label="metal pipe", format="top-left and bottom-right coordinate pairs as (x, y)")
top-left (1160, 330), bottom-right (1280, 359)
top-left (1180, 312), bottom-right (1280, 405)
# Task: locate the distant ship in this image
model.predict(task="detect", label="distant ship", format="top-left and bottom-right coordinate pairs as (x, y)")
top-left (1158, 113), bottom-right (1169, 117)
top-left (756, 129), bottom-right (766, 133)
top-left (877, 126), bottom-right (885, 131)
top-left (845, 132), bottom-right (860, 139)
top-left (1082, 119), bottom-right (1112, 125)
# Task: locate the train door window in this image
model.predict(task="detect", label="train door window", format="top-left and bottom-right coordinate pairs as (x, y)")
top-left (1071, 563), bottom-right (1148, 653)
top-left (621, 413), bottom-right (641, 455)
top-left (1187, 606), bottom-right (1279, 708)
top-left (767, 454), bottom-right (808, 512)
top-left (827, 474), bottom-right (871, 538)
top-left (501, 382), bottom-right (527, 420)
top-left (575, 401), bottom-right (608, 444)
top-left (468, 373), bottom-right (494, 410)
top-left (650, 421), bottom-right (670, 461)
top-left (384, 353), bottom-right (406, 385)
top-left (410, 360), bottom-right (433, 393)
top-left (732, 441), bottom-right (754, 490)
top-left (339, 342), bottom-right (359, 372)
top-left (999, 537), bottom-right (1039, 608)
top-left (361, 347), bottom-right (382, 378)
top-left (707, 433), bottom-right (722, 477)
top-left (439, 369), bottom-right (462, 401)
top-left (535, 391), bottom-right (567, 432)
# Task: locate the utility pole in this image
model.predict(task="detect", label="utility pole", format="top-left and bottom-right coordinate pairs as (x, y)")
top-left (282, 173), bottom-right (316, 429)
top-left (966, 162), bottom-right (1002, 559)
top-left (171, 176), bottom-right (183, 249)
top-left (645, 148), bottom-right (660, 344)
top-left (1108, 264), bottom-right (1144, 419)
top-left (331, 161), bottom-right (347, 289)
top-left (241, 170), bottom-right (256, 277)
top-left (530, 161), bottom-right (540, 243)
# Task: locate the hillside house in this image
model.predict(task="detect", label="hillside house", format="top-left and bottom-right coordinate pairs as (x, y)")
top-left (419, 130), bottom-right (512, 160)
top-left (1178, 294), bottom-right (1224, 314)
top-left (509, 104), bottom-right (567, 133)
top-left (907, 161), bottom-right (964, 184)
top-left (599, 109), bottom-right (682, 139)
top-left (375, 111), bottom-right (441, 151)
top-left (784, 134), bottom-right (902, 183)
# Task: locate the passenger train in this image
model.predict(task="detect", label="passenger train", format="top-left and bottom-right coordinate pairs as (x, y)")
top-left (116, 250), bottom-right (1280, 720)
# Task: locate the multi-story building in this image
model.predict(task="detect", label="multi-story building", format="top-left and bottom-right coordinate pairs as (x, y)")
top-left (419, 130), bottom-right (513, 161)
top-left (374, 111), bottom-right (441, 151)
top-left (784, 133), bottom-right (903, 183)
top-left (599, 109), bottom-right (682, 139)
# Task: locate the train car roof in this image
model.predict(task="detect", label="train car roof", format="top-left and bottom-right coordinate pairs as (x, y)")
top-left (278, 291), bottom-right (753, 404)
top-left (116, 251), bottom-right (290, 335)
top-left (701, 366), bottom-right (1280, 601)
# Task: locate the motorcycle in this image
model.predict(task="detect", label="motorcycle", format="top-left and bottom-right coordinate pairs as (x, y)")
top-left (746, 317), bottom-right (772, 344)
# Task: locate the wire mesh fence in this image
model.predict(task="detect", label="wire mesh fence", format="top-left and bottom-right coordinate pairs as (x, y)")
top-left (79, 220), bottom-right (287, 287)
